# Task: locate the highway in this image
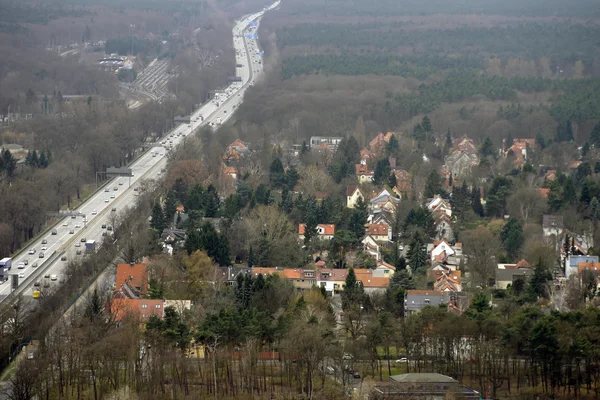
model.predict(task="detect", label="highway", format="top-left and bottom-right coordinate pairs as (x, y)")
top-left (0, 0), bottom-right (279, 304)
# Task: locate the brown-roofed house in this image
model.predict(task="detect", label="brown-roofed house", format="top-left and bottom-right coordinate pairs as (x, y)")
top-left (539, 188), bottom-right (550, 198)
top-left (346, 186), bottom-right (364, 208)
top-left (355, 163), bottom-right (373, 183)
top-left (111, 298), bottom-right (164, 323)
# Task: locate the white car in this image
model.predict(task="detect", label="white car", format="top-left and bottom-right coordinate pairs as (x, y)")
top-left (17, 262), bottom-right (25, 269)
top-left (110, 194), bottom-right (115, 199)
top-left (91, 210), bottom-right (97, 215)
top-left (18, 272), bottom-right (25, 279)
top-left (75, 224), bottom-right (81, 228)
top-left (50, 275), bottom-right (57, 281)
top-left (395, 358), bottom-right (409, 363)
top-left (41, 246), bottom-right (47, 251)
top-left (28, 249), bottom-right (35, 255)
top-left (75, 242), bottom-right (81, 247)
top-left (63, 221), bottom-right (69, 226)
top-left (105, 199), bottom-right (109, 203)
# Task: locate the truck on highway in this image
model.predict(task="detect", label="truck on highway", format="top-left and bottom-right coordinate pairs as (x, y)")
top-left (0, 258), bottom-right (12, 282)
top-left (85, 240), bottom-right (96, 253)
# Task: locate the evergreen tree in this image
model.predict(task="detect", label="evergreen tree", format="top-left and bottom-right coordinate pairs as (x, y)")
top-left (223, 194), bottom-right (242, 220)
top-left (556, 119), bottom-right (574, 142)
top-left (480, 137), bottom-right (494, 157)
top-left (471, 186), bottom-right (484, 217)
top-left (341, 267), bottom-right (365, 310)
top-left (451, 182), bottom-right (470, 221)
top-left (412, 123), bottom-right (425, 142)
top-left (348, 210), bottom-right (367, 241)
top-left (591, 122), bottom-right (600, 148)
top-left (536, 132), bottom-right (547, 149)
top-left (446, 128), bottom-right (453, 148)
top-left (563, 178), bottom-right (577, 205)
top-left (421, 115), bottom-right (432, 132)
top-left (269, 158), bottom-right (285, 188)
top-left (386, 135), bottom-right (399, 155)
top-left (199, 221), bottom-right (230, 266)
top-left (501, 217), bottom-right (524, 260)
top-left (303, 217), bottom-right (318, 247)
top-left (390, 269), bottom-right (415, 291)
top-left (285, 167), bottom-right (299, 189)
top-left (184, 228), bottom-right (201, 255)
top-left (395, 255), bottom-right (407, 270)
top-left (527, 257), bottom-right (553, 300)
top-left (1, 150), bottom-right (17, 177)
top-left (248, 245), bottom-right (256, 267)
top-left (151, 201), bottom-right (166, 232)
top-left (424, 169), bottom-right (442, 199)
top-left (596, 162), bottom-right (600, 173)
top-left (204, 185), bottom-right (220, 217)
top-left (257, 235), bottom-right (270, 266)
top-left (38, 151), bottom-right (49, 168)
top-left (407, 231), bottom-right (427, 272)
top-left (164, 190), bottom-right (177, 224)
top-left (373, 158), bottom-right (391, 186)
top-left (254, 184), bottom-right (272, 205)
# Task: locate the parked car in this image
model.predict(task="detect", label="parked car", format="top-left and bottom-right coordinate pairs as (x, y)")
top-left (395, 358), bottom-right (409, 363)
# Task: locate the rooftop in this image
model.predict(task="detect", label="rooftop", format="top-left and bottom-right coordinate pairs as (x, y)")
top-left (390, 373), bottom-right (458, 384)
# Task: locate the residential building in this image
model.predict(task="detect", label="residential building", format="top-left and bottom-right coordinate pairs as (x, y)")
top-left (362, 235), bottom-right (381, 261)
top-left (504, 138), bottom-right (535, 167)
top-left (391, 169), bottom-right (412, 199)
top-left (346, 186), bottom-right (364, 208)
top-left (369, 132), bottom-right (395, 155)
top-left (433, 212), bottom-right (453, 241)
top-left (445, 136), bottom-right (479, 179)
top-left (355, 163), bottom-right (374, 183)
top-left (566, 256), bottom-right (599, 278)
top-left (360, 148), bottom-right (372, 164)
top-left (298, 224), bottom-right (335, 241)
top-left (428, 240), bottom-right (462, 263)
top-left (405, 290), bottom-right (452, 315)
top-left (281, 268), bottom-right (318, 291)
top-left (115, 263), bottom-right (148, 298)
top-left (227, 139), bottom-right (247, 153)
top-left (223, 165), bottom-right (239, 180)
top-left (543, 215), bottom-right (564, 248)
top-left (370, 189), bottom-right (400, 213)
top-left (309, 136), bottom-right (343, 151)
top-left (365, 223), bottom-right (392, 242)
top-left (217, 266), bottom-right (251, 285)
top-left (496, 260), bottom-right (532, 289)
top-left (372, 373), bottom-right (481, 399)
top-left (433, 270), bottom-right (462, 292)
top-left (374, 260), bottom-right (396, 277)
top-left (111, 298), bottom-right (164, 323)
top-left (426, 195), bottom-right (452, 217)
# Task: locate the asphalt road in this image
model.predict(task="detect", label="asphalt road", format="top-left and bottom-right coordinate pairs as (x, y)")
top-left (0, 0), bottom-right (279, 304)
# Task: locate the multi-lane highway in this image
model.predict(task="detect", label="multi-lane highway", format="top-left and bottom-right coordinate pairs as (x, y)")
top-left (0, 0), bottom-right (279, 304)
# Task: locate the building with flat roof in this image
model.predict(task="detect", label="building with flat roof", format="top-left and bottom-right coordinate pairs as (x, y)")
top-left (371, 373), bottom-right (481, 399)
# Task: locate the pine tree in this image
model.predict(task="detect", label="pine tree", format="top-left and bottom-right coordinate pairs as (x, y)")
top-left (591, 122), bottom-right (600, 148)
top-left (407, 232), bottom-right (427, 272)
top-left (527, 257), bottom-right (553, 299)
top-left (390, 269), bottom-right (415, 291)
top-left (480, 137), bottom-right (494, 157)
top-left (421, 115), bottom-right (432, 132)
top-left (556, 120), bottom-right (574, 142)
top-left (151, 201), bottom-right (166, 232)
top-left (373, 158), bottom-right (391, 186)
top-left (164, 190), bottom-right (177, 224)
top-left (285, 167), bottom-right (299, 189)
top-left (248, 245), bottom-right (256, 267)
top-left (204, 185), bottom-right (219, 217)
top-left (501, 217), bottom-right (524, 260)
top-left (269, 158), bottom-right (285, 188)
top-left (424, 169), bottom-right (442, 198)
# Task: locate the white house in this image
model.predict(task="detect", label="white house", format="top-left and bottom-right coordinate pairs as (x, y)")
top-left (346, 186), bottom-right (364, 208)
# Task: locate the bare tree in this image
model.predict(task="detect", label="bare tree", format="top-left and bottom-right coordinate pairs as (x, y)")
top-left (461, 227), bottom-right (500, 288)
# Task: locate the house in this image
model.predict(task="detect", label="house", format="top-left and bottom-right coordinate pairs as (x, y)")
top-left (496, 259), bottom-right (532, 289)
top-left (372, 373), bottom-right (481, 399)
top-left (217, 266), bottom-right (251, 285)
top-left (545, 170), bottom-right (557, 181)
top-left (433, 212), bottom-right (453, 241)
top-left (391, 170), bottom-right (412, 199)
top-left (429, 240), bottom-right (456, 262)
top-left (223, 165), bottom-right (239, 180)
top-left (566, 256), bottom-right (599, 277)
top-left (374, 260), bottom-right (395, 277)
top-left (309, 136), bottom-right (343, 151)
top-left (504, 138), bottom-right (535, 167)
top-left (115, 263), bottom-right (148, 298)
top-left (578, 262), bottom-right (600, 289)
top-left (360, 148), bottom-right (372, 164)
top-left (426, 195), bottom-right (452, 217)
top-left (370, 189), bottom-right (400, 213)
top-left (369, 208), bottom-right (395, 227)
top-left (362, 235), bottom-right (381, 261)
top-left (357, 275), bottom-right (389, 294)
top-left (355, 163), bottom-right (374, 183)
top-left (227, 139), bottom-right (247, 153)
top-left (405, 290), bottom-right (452, 315)
top-left (346, 186), bottom-right (364, 208)
top-left (433, 270), bottom-right (462, 292)
top-left (368, 132), bottom-right (395, 155)
top-left (111, 298), bottom-right (164, 323)
top-left (317, 268), bottom-right (350, 294)
top-left (444, 136), bottom-right (479, 179)
top-left (365, 223), bottom-right (392, 242)
top-left (281, 269), bottom-right (317, 291)
top-left (223, 148), bottom-right (243, 163)
top-left (298, 224), bottom-right (335, 241)
top-left (568, 160), bottom-right (582, 171)
top-left (538, 188), bottom-right (550, 198)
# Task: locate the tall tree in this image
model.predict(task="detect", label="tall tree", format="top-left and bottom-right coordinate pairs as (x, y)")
top-left (407, 231), bottom-right (427, 272)
top-left (151, 201), bottom-right (166, 232)
top-left (424, 169), bottom-right (442, 199)
top-left (269, 158), bottom-right (285, 188)
top-left (373, 158), bottom-right (391, 186)
top-left (501, 217), bottom-right (524, 260)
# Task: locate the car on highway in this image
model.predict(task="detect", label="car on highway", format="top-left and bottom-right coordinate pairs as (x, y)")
top-left (17, 262), bottom-right (25, 269)
top-left (23, 260), bottom-right (28, 266)
top-left (113, 187), bottom-right (118, 191)
top-left (61, 256), bottom-right (67, 261)
top-left (41, 246), bottom-right (47, 251)
top-left (75, 242), bottom-right (81, 247)
top-left (34, 281), bottom-right (40, 287)
top-left (107, 226), bottom-right (113, 231)
top-left (32, 262), bottom-right (38, 268)
top-left (76, 250), bottom-right (82, 255)
top-left (28, 248), bottom-right (36, 255)
top-left (75, 224), bottom-right (81, 228)
top-left (63, 221), bottom-right (69, 226)
top-left (42, 239), bottom-right (47, 244)
top-left (119, 182), bottom-right (123, 186)
top-left (50, 275), bottom-right (57, 281)
top-left (110, 194), bottom-right (115, 199)
top-left (105, 188), bottom-right (110, 192)
top-left (101, 224), bottom-right (106, 228)
top-left (18, 272), bottom-right (25, 279)
top-left (51, 229), bottom-right (57, 235)
top-left (39, 253), bottom-right (44, 258)
top-left (105, 199), bottom-right (109, 203)
top-left (44, 273), bottom-right (50, 279)
top-left (112, 207), bottom-right (116, 212)
top-left (81, 238), bottom-right (86, 242)
top-left (69, 230), bottom-right (74, 234)
top-left (92, 210), bottom-right (97, 215)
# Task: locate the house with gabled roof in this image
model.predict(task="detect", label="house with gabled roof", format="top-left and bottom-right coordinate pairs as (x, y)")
top-left (365, 223), bottom-right (392, 242)
top-left (362, 235), bottom-right (381, 261)
top-left (496, 259), bottom-right (532, 289)
top-left (298, 224), bottom-right (335, 241)
top-left (111, 298), bottom-right (164, 324)
top-left (346, 186), bottom-right (364, 208)
top-left (445, 136), bottom-right (479, 179)
top-left (405, 290), bottom-right (452, 315)
top-left (433, 212), bottom-right (453, 241)
top-left (355, 163), bottom-right (374, 183)
top-left (426, 195), bottom-right (452, 217)
top-left (370, 189), bottom-right (400, 213)
top-left (392, 169), bottom-right (412, 199)
top-left (433, 270), bottom-right (462, 292)
top-left (115, 263), bottom-right (148, 299)
top-left (504, 138), bottom-right (535, 168)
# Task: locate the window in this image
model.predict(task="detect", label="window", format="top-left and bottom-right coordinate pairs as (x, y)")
top-left (142, 304), bottom-right (147, 309)
top-left (384, 270), bottom-right (389, 274)
top-left (155, 304), bottom-right (161, 309)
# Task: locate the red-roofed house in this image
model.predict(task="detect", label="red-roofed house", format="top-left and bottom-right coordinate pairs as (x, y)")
top-left (111, 298), bottom-right (164, 323)
top-left (115, 263), bottom-right (148, 298)
top-left (298, 224), bottom-right (335, 241)
top-left (539, 188), bottom-right (550, 198)
top-left (355, 163), bottom-right (374, 183)
top-left (392, 170), bottom-right (412, 199)
top-left (504, 138), bottom-right (535, 168)
top-left (365, 223), bottom-right (392, 242)
top-left (433, 270), bottom-right (462, 292)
